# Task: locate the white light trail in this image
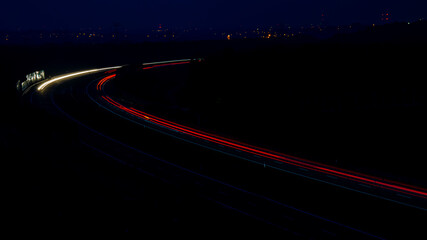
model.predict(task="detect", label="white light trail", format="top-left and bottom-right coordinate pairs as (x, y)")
top-left (142, 59), bottom-right (192, 66)
top-left (37, 66), bottom-right (122, 92)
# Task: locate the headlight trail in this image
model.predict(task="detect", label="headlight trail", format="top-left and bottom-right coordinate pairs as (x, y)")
top-left (94, 63), bottom-right (427, 203)
top-left (37, 66), bottom-right (122, 92)
top-left (142, 59), bottom-right (192, 66)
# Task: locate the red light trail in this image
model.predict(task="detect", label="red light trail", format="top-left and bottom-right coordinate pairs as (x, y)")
top-left (95, 63), bottom-right (427, 201)
top-left (142, 61), bottom-right (191, 70)
top-left (96, 74), bottom-right (116, 91)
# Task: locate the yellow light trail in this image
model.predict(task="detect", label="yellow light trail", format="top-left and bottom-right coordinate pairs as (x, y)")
top-left (37, 59), bottom-right (193, 92)
top-left (37, 66), bottom-right (122, 92)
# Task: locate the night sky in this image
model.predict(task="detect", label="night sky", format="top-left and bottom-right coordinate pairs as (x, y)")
top-left (2, 0), bottom-right (426, 30)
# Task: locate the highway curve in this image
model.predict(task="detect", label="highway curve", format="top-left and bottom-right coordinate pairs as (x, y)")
top-left (21, 59), bottom-right (426, 238)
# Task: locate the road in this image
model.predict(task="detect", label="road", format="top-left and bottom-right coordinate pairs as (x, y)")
top-left (22, 59), bottom-right (426, 238)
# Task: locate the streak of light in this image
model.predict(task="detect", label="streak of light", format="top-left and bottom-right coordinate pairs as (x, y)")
top-left (94, 61), bottom-right (427, 203)
top-left (142, 59), bottom-right (192, 66)
top-left (37, 66), bottom-right (122, 92)
top-left (96, 74), bottom-right (116, 91)
top-left (97, 74), bottom-right (427, 199)
top-left (142, 61), bottom-right (191, 70)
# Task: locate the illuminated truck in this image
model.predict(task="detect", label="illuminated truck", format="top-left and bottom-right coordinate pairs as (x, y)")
top-left (17, 70), bottom-right (46, 93)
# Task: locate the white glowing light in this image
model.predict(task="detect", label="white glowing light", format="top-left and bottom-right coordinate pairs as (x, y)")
top-left (37, 66), bottom-right (122, 92)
